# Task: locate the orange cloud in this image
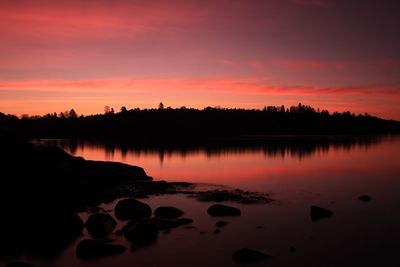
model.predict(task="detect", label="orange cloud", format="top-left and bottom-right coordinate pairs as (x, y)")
top-left (1, 77), bottom-right (399, 119)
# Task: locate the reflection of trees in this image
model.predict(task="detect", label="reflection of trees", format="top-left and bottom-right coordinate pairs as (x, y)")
top-left (52, 135), bottom-right (391, 162)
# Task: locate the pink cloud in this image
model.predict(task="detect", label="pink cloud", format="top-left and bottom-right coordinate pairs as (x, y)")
top-left (247, 60), bottom-right (266, 71)
top-left (217, 59), bottom-right (238, 70)
top-left (277, 59), bottom-right (350, 70)
top-left (291, 0), bottom-right (335, 8)
top-left (0, 1), bottom-right (209, 45)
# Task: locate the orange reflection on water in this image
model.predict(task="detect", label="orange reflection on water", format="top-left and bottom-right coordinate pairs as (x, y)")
top-left (54, 136), bottom-right (400, 196)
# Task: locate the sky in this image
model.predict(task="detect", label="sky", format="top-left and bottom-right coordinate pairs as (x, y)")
top-left (0, 0), bottom-right (400, 119)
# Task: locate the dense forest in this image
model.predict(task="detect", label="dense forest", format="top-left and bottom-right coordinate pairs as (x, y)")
top-left (1, 103), bottom-right (399, 143)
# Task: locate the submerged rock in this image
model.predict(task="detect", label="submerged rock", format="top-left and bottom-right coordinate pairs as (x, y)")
top-left (123, 219), bottom-right (159, 246)
top-left (232, 248), bottom-right (272, 264)
top-left (207, 204), bottom-right (241, 216)
top-left (114, 198), bottom-right (152, 220)
top-left (88, 206), bottom-right (103, 213)
top-left (194, 189), bottom-right (273, 204)
top-left (358, 195), bottom-right (372, 202)
top-left (6, 262), bottom-right (35, 267)
top-left (215, 221), bottom-right (228, 227)
top-left (310, 206), bottom-right (333, 221)
top-left (157, 218), bottom-right (193, 230)
top-left (76, 239), bottom-right (126, 259)
top-left (85, 213), bottom-right (117, 239)
top-left (154, 206), bottom-right (184, 219)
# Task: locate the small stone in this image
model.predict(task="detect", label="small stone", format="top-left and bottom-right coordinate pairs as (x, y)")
top-left (232, 248), bottom-right (272, 264)
top-left (207, 204), bottom-right (241, 216)
top-left (358, 195), bottom-right (372, 202)
top-left (310, 206), bottom-right (333, 221)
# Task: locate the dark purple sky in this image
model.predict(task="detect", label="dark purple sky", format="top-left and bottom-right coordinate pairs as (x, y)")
top-left (1, 0), bottom-right (399, 118)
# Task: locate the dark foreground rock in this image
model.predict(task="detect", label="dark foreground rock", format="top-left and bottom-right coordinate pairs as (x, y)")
top-left (76, 239), bottom-right (126, 259)
top-left (6, 262), bottom-right (35, 267)
top-left (154, 206), bottom-right (184, 219)
top-left (123, 219), bottom-right (159, 246)
top-left (208, 204), bottom-right (241, 216)
top-left (232, 248), bottom-right (272, 264)
top-left (310, 206), bottom-right (333, 221)
top-left (114, 198), bottom-right (152, 220)
top-left (85, 213), bottom-right (117, 239)
top-left (358, 195), bottom-right (372, 202)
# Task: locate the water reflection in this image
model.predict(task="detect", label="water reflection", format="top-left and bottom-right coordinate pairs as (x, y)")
top-left (44, 135), bottom-right (391, 163)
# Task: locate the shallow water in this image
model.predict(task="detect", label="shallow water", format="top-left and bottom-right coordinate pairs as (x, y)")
top-left (7, 135), bottom-right (400, 267)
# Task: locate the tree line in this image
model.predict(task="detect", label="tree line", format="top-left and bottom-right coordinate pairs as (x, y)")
top-left (0, 103), bottom-right (398, 142)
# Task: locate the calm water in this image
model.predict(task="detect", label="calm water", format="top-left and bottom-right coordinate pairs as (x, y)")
top-left (11, 135), bottom-right (400, 267)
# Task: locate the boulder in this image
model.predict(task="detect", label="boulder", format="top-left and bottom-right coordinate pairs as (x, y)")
top-left (123, 219), bottom-right (159, 246)
top-left (310, 206), bottom-right (333, 221)
top-left (114, 198), bottom-right (152, 220)
top-left (232, 248), bottom-right (271, 264)
top-left (76, 239), bottom-right (126, 259)
top-left (85, 213), bottom-right (117, 239)
top-left (154, 206), bottom-right (184, 219)
top-left (207, 204), bottom-right (241, 216)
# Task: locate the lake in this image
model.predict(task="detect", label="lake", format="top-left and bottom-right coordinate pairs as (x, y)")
top-left (13, 135), bottom-right (400, 266)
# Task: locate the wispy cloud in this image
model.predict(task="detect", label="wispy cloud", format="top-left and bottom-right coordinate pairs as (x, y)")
top-left (247, 60), bottom-right (267, 71)
top-left (277, 59), bottom-right (349, 70)
top-left (217, 59), bottom-right (239, 70)
top-left (291, 0), bottom-right (336, 8)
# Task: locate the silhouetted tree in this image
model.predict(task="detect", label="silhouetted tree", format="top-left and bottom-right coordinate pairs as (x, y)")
top-left (120, 106), bottom-right (128, 113)
top-left (158, 102), bottom-right (164, 110)
top-left (104, 106), bottom-right (111, 114)
top-left (69, 109), bottom-right (77, 119)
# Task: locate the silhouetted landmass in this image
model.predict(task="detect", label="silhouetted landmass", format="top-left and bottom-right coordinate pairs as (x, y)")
top-left (0, 131), bottom-right (191, 258)
top-left (1, 104), bottom-right (399, 144)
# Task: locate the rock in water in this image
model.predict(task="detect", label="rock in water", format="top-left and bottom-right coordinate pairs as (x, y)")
top-left (85, 213), bottom-right (117, 239)
top-left (358, 195), bottom-right (372, 202)
top-left (154, 206), bottom-right (184, 219)
top-left (114, 198), bottom-right (152, 220)
top-left (215, 221), bottom-right (228, 227)
top-left (207, 204), bottom-right (241, 216)
top-left (76, 239), bottom-right (126, 259)
top-left (123, 219), bottom-right (159, 246)
top-left (310, 206), bottom-right (333, 221)
top-left (156, 218), bottom-right (193, 230)
top-left (232, 248), bottom-right (271, 264)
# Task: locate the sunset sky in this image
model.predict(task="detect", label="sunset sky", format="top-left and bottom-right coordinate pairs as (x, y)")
top-left (1, 0), bottom-right (399, 119)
